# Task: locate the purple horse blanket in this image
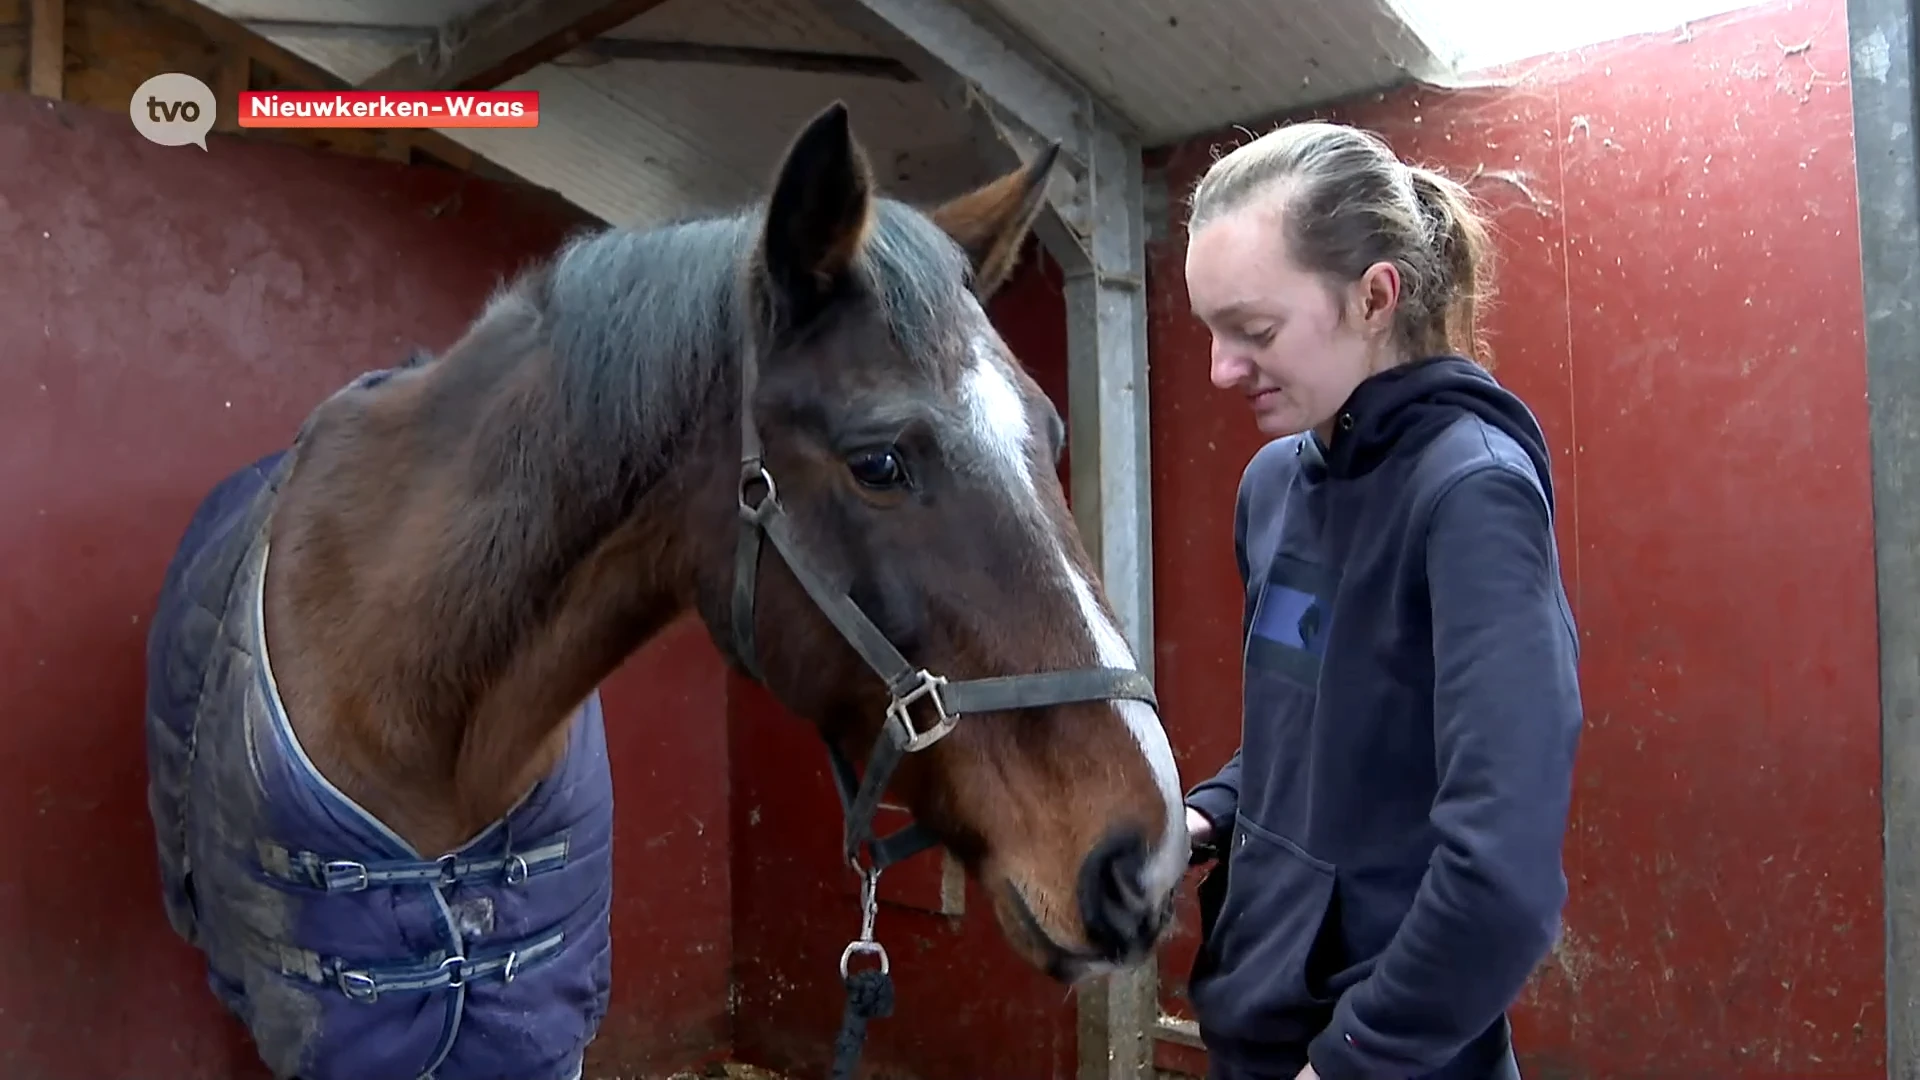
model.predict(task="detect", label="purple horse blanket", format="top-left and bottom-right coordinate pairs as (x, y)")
top-left (144, 401), bottom-right (614, 1079)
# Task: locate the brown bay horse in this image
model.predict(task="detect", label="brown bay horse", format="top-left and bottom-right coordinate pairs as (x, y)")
top-left (143, 102), bottom-right (1185, 1080)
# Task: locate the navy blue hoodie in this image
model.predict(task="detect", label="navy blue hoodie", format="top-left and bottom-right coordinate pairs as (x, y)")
top-left (1184, 355), bottom-right (1582, 1080)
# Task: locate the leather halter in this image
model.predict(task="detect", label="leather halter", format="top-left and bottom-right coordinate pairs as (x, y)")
top-left (725, 313), bottom-right (1160, 886)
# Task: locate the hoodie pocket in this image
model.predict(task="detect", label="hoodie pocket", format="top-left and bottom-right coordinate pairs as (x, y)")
top-left (1189, 814), bottom-right (1340, 1043)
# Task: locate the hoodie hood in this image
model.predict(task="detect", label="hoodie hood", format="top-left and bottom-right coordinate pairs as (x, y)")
top-left (1307, 355), bottom-right (1556, 510)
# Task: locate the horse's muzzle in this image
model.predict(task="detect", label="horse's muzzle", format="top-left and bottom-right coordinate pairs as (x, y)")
top-left (1077, 828), bottom-right (1174, 964)
top-left (1002, 827), bottom-right (1174, 982)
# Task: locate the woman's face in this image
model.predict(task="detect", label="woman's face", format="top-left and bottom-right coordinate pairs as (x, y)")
top-left (1184, 199), bottom-right (1400, 438)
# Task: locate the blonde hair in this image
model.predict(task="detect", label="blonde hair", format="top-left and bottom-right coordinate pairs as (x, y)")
top-left (1188, 121), bottom-right (1495, 363)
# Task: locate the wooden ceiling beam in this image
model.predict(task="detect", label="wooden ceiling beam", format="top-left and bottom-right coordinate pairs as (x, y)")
top-left (355, 0), bottom-right (673, 92)
top-left (29, 0), bottom-right (64, 100)
top-left (558, 38), bottom-right (917, 82)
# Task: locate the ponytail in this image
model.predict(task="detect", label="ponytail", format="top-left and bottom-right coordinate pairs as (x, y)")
top-left (1406, 165), bottom-right (1495, 364)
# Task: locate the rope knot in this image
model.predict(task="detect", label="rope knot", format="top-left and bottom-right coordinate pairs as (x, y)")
top-left (828, 968), bottom-right (896, 1080)
top-left (845, 967), bottom-right (894, 1019)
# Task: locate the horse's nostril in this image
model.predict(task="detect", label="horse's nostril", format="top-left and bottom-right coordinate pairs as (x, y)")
top-left (1078, 829), bottom-right (1153, 959)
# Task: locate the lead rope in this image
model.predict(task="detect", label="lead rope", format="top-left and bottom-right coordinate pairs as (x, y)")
top-left (828, 865), bottom-right (894, 1080)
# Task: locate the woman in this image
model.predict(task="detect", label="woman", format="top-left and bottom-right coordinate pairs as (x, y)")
top-left (1178, 120), bottom-right (1583, 1080)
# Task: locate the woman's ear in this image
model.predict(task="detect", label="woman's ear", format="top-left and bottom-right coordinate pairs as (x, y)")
top-left (1355, 260), bottom-right (1402, 333)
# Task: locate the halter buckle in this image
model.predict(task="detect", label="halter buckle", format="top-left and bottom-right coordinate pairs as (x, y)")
top-left (887, 670), bottom-right (955, 752)
top-left (338, 970), bottom-right (379, 1003)
top-left (321, 859), bottom-right (370, 893)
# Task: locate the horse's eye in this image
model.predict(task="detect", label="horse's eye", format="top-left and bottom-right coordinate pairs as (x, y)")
top-left (847, 448), bottom-right (908, 490)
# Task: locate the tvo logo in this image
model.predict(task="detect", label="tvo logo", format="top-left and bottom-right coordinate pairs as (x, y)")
top-left (131, 73), bottom-right (217, 151)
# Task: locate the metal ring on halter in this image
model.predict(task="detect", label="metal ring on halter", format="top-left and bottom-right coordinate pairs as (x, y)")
top-left (738, 464), bottom-right (778, 518)
top-left (839, 939), bottom-right (890, 978)
top-left (887, 670), bottom-right (955, 753)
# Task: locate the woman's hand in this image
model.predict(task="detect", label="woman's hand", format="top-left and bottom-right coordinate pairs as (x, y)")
top-left (1186, 806), bottom-right (1215, 847)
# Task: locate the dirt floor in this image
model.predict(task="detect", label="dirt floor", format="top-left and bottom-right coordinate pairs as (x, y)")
top-left (664, 1065), bottom-right (791, 1080)
top-left (657, 1060), bottom-right (1195, 1079)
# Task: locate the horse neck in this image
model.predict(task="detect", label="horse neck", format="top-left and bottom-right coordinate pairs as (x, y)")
top-left (263, 291), bottom-right (742, 855)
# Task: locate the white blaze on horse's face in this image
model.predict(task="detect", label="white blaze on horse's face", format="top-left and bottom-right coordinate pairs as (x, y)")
top-left (955, 315), bottom-right (1191, 920)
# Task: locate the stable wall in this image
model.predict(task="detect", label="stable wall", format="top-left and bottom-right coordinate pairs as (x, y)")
top-left (1147, 0), bottom-right (1883, 1077)
top-left (0, 92), bottom-right (733, 1079)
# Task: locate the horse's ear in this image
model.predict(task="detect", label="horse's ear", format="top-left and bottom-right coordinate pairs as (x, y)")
top-left (929, 143), bottom-right (1061, 301)
top-left (758, 101), bottom-right (875, 325)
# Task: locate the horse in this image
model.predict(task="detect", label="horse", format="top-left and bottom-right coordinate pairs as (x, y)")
top-left (142, 101), bottom-right (1188, 1080)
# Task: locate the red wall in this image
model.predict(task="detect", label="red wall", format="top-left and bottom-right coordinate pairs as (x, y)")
top-left (0, 92), bottom-right (732, 1079)
top-left (1148, 1), bottom-right (1883, 1077)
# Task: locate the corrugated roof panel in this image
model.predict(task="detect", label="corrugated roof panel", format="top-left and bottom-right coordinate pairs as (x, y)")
top-left (255, 33), bottom-right (414, 84)
top-left (959, 0), bottom-right (1442, 144)
top-left (608, 0), bottom-right (890, 56)
top-left (205, 0), bottom-right (481, 30)
top-left (202, 0), bottom-right (470, 83)
top-left (447, 54), bottom-right (980, 224)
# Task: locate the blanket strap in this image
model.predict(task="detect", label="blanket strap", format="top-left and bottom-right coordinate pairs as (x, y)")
top-left (255, 834), bottom-right (571, 893)
top-left (246, 924), bottom-right (568, 1004)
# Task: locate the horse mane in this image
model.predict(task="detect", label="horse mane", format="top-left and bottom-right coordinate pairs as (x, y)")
top-left (496, 197), bottom-right (979, 509)
top-left (272, 195), bottom-right (991, 796)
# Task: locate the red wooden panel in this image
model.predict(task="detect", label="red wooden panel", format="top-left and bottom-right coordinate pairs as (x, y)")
top-left (0, 93), bottom-right (732, 1079)
top-left (1536, 2), bottom-right (1882, 1074)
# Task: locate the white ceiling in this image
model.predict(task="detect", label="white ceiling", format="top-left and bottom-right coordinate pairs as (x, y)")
top-left (196, 0), bottom-right (1768, 226)
top-left (199, 0), bottom-right (1448, 225)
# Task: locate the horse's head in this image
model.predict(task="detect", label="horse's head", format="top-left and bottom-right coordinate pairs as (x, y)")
top-left (707, 103), bottom-right (1186, 981)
